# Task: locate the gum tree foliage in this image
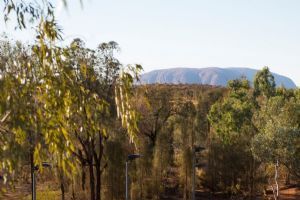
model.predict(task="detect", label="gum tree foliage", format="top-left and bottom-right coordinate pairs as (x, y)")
top-left (208, 78), bottom-right (258, 195)
top-left (0, 37), bottom-right (141, 199)
top-left (132, 85), bottom-right (177, 199)
top-left (1, 1), bottom-right (142, 200)
top-left (151, 119), bottom-right (174, 199)
top-left (209, 78), bottom-right (256, 144)
top-left (174, 100), bottom-right (196, 200)
top-left (59, 39), bottom-right (115, 200)
top-left (60, 39), bottom-right (141, 200)
top-left (252, 96), bottom-right (300, 169)
top-left (252, 90), bottom-right (300, 185)
top-left (0, 39), bottom-right (73, 181)
top-left (195, 88), bottom-right (224, 139)
top-left (1, 0), bottom-right (73, 181)
top-left (251, 67), bottom-right (300, 199)
top-left (136, 86), bottom-right (176, 146)
top-left (195, 88), bottom-right (225, 193)
top-left (254, 66), bottom-right (276, 98)
top-left (102, 128), bottom-right (128, 200)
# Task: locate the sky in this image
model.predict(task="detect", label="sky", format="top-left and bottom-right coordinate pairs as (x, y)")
top-left (1, 0), bottom-right (300, 86)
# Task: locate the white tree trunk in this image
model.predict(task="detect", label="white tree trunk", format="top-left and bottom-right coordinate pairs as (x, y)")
top-left (272, 160), bottom-right (279, 200)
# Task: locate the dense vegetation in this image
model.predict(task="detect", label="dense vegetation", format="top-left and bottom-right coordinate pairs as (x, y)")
top-left (130, 75), bottom-right (299, 200)
top-left (0, 1), bottom-right (299, 200)
top-left (1, 49), bottom-right (299, 199)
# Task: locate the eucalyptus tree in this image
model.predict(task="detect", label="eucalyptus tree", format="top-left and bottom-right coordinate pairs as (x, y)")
top-left (0, 39), bottom-right (44, 181)
top-left (63, 39), bottom-right (114, 200)
top-left (136, 85), bottom-right (176, 146)
top-left (151, 120), bottom-right (174, 199)
top-left (252, 67), bottom-right (300, 199)
top-left (173, 100), bottom-right (196, 200)
top-left (209, 78), bottom-right (256, 145)
top-left (195, 89), bottom-right (224, 194)
top-left (252, 93), bottom-right (300, 199)
top-left (208, 78), bottom-right (258, 196)
top-left (132, 85), bottom-right (177, 198)
top-left (1, 2), bottom-right (142, 200)
top-left (251, 67), bottom-right (281, 198)
top-left (254, 66), bottom-right (276, 98)
top-left (1, 0), bottom-right (76, 185)
top-left (50, 39), bottom-right (141, 200)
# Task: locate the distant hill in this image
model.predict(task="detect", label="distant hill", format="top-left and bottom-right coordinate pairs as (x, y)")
top-left (140, 67), bottom-right (296, 88)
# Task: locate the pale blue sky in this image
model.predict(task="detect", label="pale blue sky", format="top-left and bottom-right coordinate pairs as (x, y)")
top-left (1, 0), bottom-right (300, 86)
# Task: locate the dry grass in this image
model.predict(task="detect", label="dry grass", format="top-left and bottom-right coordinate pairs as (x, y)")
top-left (22, 190), bottom-right (61, 200)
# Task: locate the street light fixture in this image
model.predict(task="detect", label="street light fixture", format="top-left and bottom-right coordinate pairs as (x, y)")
top-left (126, 154), bottom-right (141, 200)
top-left (192, 146), bottom-right (205, 200)
top-left (127, 154), bottom-right (141, 161)
top-left (32, 162), bottom-right (52, 200)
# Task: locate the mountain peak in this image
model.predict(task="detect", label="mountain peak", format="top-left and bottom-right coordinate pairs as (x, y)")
top-left (140, 67), bottom-right (296, 88)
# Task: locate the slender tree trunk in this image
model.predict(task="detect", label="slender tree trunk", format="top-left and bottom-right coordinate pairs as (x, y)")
top-left (250, 158), bottom-right (255, 199)
top-left (184, 166), bottom-right (187, 200)
top-left (82, 161), bottom-right (86, 191)
top-left (272, 160), bottom-right (279, 200)
top-left (60, 181), bottom-right (65, 200)
top-left (208, 124), bottom-right (214, 200)
top-left (96, 167), bottom-right (101, 200)
top-left (160, 150), bottom-right (163, 191)
top-left (60, 171), bottom-right (65, 200)
top-left (111, 168), bottom-right (114, 200)
top-left (140, 166), bottom-right (143, 200)
top-left (156, 167), bottom-right (159, 200)
top-left (89, 161), bottom-right (95, 200)
top-left (30, 148), bottom-right (36, 200)
top-left (95, 133), bottom-right (104, 200)
top-left (72, 178), bottom-right (76, 200)
top-left (275, 160), bottom-right (279, 199)
top-left (95, 165), bottom-right (101, 200)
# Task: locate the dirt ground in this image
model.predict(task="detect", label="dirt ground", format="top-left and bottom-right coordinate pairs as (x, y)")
top-left (161, 187), bottom-right (300, 200)
top-left (0, 183), bottom-right (31, 200)
top-left (1, 184), bottom-right (300, 200)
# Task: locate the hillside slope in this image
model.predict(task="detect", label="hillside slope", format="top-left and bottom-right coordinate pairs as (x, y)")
top-left (140, 67), bottom-right (296, 88)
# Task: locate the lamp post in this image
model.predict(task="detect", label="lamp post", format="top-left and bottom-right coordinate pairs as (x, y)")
top-left (126, 154), bottom-right (141, 200)
top-left (31, 162), bottom-right (52, 200)
top-left (192, 146), bottom-right (205, 200)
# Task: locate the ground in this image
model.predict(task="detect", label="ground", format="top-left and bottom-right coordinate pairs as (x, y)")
top-left (1, 183), bottom-right (299, 199)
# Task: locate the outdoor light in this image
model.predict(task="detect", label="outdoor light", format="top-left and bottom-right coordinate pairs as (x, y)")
top-left (33, 162), bottom-right (52, 171)
top-left (41, 162), bottom-right (52, 168)
top-left (126, 154), bottom-right (141, 200)
top-left (127, 154), bottom-right (141, 161)
top-left (31, 162), bottom-right (52, 200)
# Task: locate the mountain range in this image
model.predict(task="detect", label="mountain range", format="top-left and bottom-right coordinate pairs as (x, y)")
top-left (140, 67), bottom-right (296, 88)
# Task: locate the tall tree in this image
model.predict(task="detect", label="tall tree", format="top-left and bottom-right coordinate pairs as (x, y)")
top-left (252, 94), bottom-right (300, 199)
top-left (208, 78), bottom-right (258, 196)
top-left (136, 85), bottom-right (176, 146)
top-left (254, 66), bottom-right (276, 98)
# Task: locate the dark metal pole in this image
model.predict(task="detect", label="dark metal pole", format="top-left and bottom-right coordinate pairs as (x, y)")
top-left (126, 161), bottom-right (128, 200)
top-left (125, 154), bottom-right (141, 200)
top-left (32, 171), bottom-right (36, 200)
top-left (31, 153), bottom-right (36, 200)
